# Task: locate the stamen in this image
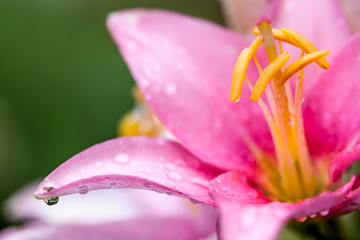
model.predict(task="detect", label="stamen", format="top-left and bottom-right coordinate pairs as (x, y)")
top-left (279, 50), bottom-right (330, 85)
top-left (230, 37), bottom-right (263, 102)
top-left (280, 28), bottom-right (330, 69)
top-left (251, 52), bottom-right (291, 101)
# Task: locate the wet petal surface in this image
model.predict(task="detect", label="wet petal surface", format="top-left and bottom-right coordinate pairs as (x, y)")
top-left (107, 9), bottom-right (272, 172)
top-left (34, 137), bottom-right (220, 205)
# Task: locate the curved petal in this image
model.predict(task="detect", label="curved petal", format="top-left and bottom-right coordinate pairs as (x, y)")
top-left (327, 177), bottom-right (360, 216)
top-left (107, 9), bottom-right (272, 172)
top-left (7, 181), bottom-right (210, 225)
top-left (303, 32), bottom-right (360, 156)
top-left (0, 218), bottom-right (199, 240)
top-left (210, 172), bottom-right (356, 240)
top-left (34, 137), bottom-right (220, 205)
top-left (329, 143), bottom-right (360, 182)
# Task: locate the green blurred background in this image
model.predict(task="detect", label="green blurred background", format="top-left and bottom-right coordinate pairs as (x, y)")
top-left (0, 0), bottom-right (223, 229)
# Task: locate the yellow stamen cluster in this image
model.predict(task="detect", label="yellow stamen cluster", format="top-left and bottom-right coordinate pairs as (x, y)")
top-left (230, 19), bottom-right (330, 202)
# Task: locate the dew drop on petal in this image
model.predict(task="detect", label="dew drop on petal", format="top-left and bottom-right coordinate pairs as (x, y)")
top-left (165, 83), bottom-right (177, 95)
top-left (349, 202), bottom-right (359, 208)
top-left (143, 182), bottom-right (152, 188)
top-left (114, 153), bottom-right (130, 164)
top-left (78, 186), bottom-right (89, 195)
top-left (295, 216), bottom-right (307, 222)
top-left (320, 209), bottom-right (329, 216)
top-left (165, 192), bottom-right (173, 196)
top-left (44, 197), bottom-right (59, 206)
top-left (165, 163), bottom-right (175, 170)
top-left (309, 213), bottom-right (317, 218)
top-left (95, 161), bottom-right (103, 168)
top-left (167, 172), bottom-right (181, 181)
top-left (144, 169), bottom-right (154, 174)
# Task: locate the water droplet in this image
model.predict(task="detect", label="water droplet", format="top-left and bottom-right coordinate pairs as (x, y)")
top-left (295, 216), bottom-right (307, 222)
top-left (80, 168), bottom-right (86, 174)
top-left (114, 153), bottom-right (129, 164)
top-left (349, 202), bottom-right (359, 208)
top-left (44, 197), bottom-right (59, 206)
top-left (309, 213), bottom-right (317, 218)
top-left (144, 68), bottom-right (153, 77)
top-left (144, 169), bottom-right (154, 174)
top-left (320, 209), bottom-right (329, 216)
top-left (42, 182), bottom-right (55, 192)
top-left (78, 186), bottom-right (89, 195)
top-left (110, 182), bottom-right (117, 189)
top-left (190, 199), bottom-right (202, 205)
top-left (143, 182), bottom-right (152, 188)
top-left (167, 172), bottom-right (181, 181)
top-left (165, 163), bottom-right (175, 170)
top-left (288, 117), bottom-right (295, 126)
top-left (165, 83), bottom-right (177, 95)
top-left (165, 192), bottom-right (173, 196)
top-left (95, 161), bottom-right (103, 168)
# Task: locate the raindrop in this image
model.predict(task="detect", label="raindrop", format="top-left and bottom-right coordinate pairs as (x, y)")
top-left (309, 213), bottom-right (317, 218)
top-left (165, 192), bottom-right (173, 196)
top-left (78, 186), bottom-right (89, 195)
top-left (110, 182), bottom-right (117, 189)
top-left (80, 168), bottom-right (86, 174)
top-left (320, 209), bottom-right (329, 216)
top-left (44, 197), bottom-right (59, 206)
top-left (349, 202), bottom-right (359, 208)
top-left (114, 153), bottom-right (130, 164)
top-left (165, 163), bottom-right (175, 170)
top-left (95, 161), bottom-right (103, 168)
top-left (295, 216), bottom-right (307, 222)
top-left (144, 169), bottom-right (154, 174)
top-left (165, 83), bottom-right (177, 95)
top-left (167, 172), bottom-right (181, 181)
top-left (190, 199), bottom-right (202, 205)
top-left (143, 182), bottom-right (152, 188)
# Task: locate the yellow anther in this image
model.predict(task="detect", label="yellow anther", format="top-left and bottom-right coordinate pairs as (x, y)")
top-left (279, 50), bottom-right (330, 85)
top-left (230, 37), bottom-right (263, 102)
top-left (251, 52), bottom-right (291, 101)
top-left (280, 28), bottom-right (330, 69)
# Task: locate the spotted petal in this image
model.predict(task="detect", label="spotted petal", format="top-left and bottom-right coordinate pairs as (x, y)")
top-left (107, 9), bottom-right (273, 172)
top-left (210, 172), bottom-right (356, 240)
top-left (34, 137), bottom-right (220, 205)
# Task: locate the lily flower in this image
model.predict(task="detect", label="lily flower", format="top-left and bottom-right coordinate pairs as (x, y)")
top-left (33, 0), bottom-right (360, 239)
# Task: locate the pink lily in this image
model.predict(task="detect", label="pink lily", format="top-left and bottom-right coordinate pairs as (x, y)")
top-left (33, 0), bottom-right (360, 239)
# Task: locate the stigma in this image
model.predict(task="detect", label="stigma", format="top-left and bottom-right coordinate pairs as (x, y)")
top-left (230, 17), bottom-right (330, 202)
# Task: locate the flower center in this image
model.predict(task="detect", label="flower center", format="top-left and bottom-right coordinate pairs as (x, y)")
top-left (230, 16), bottom-right (331, 202)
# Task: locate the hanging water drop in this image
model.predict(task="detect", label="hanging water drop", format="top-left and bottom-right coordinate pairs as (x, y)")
top-left (78, 185), bottom-right (89, 195)
top-left (44, 197), bottom-right (59, 206)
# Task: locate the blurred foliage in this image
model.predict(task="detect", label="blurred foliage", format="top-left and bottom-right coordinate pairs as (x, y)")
top-left (0, 0), bottom-right (223, 228)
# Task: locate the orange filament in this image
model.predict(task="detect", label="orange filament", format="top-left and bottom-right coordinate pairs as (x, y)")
top-left (230, 19), bottom-right (330, 202)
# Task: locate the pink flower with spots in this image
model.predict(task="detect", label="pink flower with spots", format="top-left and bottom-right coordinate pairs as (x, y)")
top-left (32, 0), bottom-right (360, 239)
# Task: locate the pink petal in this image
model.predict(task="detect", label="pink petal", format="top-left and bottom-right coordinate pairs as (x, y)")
top-left (327, 177), bottom-right (360, 216)
top-left (8, 181), bottom-right (212, 225)
top-left (329, 143), bottom-right (360, 182)
top-left (0, 218), bottom-right (199, 240)
top-left (303, 32), bottom-right (360, 156)
top-left (107, 9), bottom-right (273, 172)
top-left (210, 172), bottom-right (356, 240)
top-left (34, 137), bottom-right (220, 205)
